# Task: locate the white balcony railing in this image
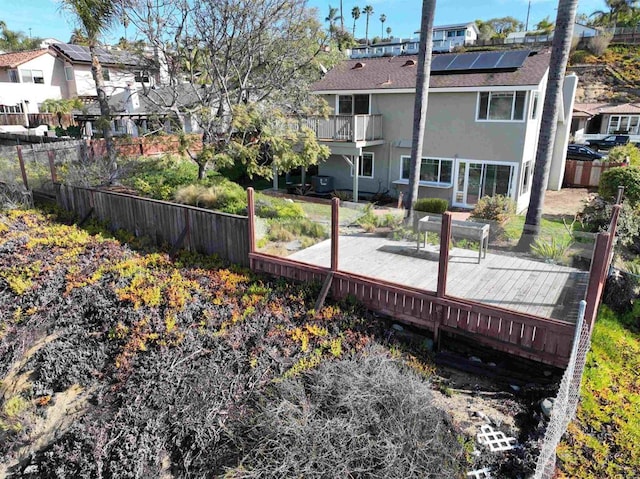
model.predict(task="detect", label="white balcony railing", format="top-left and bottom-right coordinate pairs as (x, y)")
top-left (301, 114), bottom-right (383, 142)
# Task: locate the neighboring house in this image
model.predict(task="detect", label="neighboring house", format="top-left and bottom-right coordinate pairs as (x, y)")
top-left (506, 22), bottom-right (601, 44)
top-left (49, 43), bottom-right (159, 100)
top-left (0, 49), bottom-right (64, 114)
top-left (309, 49), bottom-right (577, 212)
top-left (349, 21), bottom-right (478, 59)
top-left (572, 102), bottom-right (640, 141)
top-left (74, 83), bottom-right (203, 138)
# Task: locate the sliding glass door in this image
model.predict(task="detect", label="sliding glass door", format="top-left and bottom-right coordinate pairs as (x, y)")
top-left (454, 160), bottom-right (515, 208)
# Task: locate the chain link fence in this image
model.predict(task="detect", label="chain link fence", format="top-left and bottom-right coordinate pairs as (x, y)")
top-left (533, 300), bottom-right (590, 478)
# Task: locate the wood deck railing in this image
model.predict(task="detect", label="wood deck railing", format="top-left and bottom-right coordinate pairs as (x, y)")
top-left (246, 190), bottom-right (618, 369)
top-left (301, 115), bottom-right (383, 142)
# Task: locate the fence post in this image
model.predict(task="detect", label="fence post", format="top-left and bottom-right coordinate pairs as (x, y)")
top-left (331, 197), bottom-right (340, 272)
top-left (16, 145), bottom-right (29, 191)
top-left (247, 187), bottom-right (256, 255)
top-left (47, 149), bottom-right (58, 184)
top-left (437, 212), bottom-right (452, 298)
top-left (583, 232), bottom-right (610, 332)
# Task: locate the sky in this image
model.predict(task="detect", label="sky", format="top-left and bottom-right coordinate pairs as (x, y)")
top-left (0, 0), bottom-right (608, 45)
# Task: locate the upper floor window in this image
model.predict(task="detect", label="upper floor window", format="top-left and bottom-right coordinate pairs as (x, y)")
top-left (401, 156), bottom-right (453, 186)
top-left (530, 92), bottom-right (540, 119)
top-left (8, 70), bottom-right (18, 83)
top-left (134, 70), bottom-right (150, 83)
top-left (351, 152), bottom-right (374, 178)
top-left (477, 91), bottom-right (526, 122)
top-left (64, 66), bottom-right (74, 81)
top-left (21, 69), bottom-right (44, 84)
top-left (102, 68), bottom-right (111, 81)
top-left (338, 94), bottom-right (369, 115)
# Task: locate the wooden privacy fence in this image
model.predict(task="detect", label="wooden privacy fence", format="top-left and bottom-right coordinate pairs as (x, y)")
top-left (56, 183), bottom-right (249, 266)
top-left (564, 159), bottom-right (626, 188)
top-left (247, 190), bottom-right (618, 368)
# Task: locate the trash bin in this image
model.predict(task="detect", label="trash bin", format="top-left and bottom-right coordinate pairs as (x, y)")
top-left (311, 175), bottom-right (334, 194)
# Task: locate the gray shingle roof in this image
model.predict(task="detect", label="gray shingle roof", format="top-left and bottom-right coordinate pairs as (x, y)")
top-left (312, 50), bottom-right (551, 92)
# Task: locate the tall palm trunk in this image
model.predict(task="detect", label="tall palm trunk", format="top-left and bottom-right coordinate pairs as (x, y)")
top-left (89, 44), bottom-right (116, 173)
top-left (365, 15), bottom-right (370, 44)
top-left (406, 0), bottom-right (437, 222)
top-left (339, 0), bottom-right (344, 32)
top-left (518, 0), bottom-right (578, 249)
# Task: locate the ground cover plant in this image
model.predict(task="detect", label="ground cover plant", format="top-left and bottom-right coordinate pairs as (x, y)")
top-left (0, 208), bottom-right (469, 478)
top-left (557, 306), bottom-right (640, 478)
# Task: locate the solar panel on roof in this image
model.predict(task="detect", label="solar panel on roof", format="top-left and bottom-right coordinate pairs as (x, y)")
top-left (445, 52), bottom-right (481, 71)
top-left (496, 50), bottom-right (531, 69)
top-left (430, 54), bottom-right (454, 71)
top-left (471, 51), bottom-right (505, 70)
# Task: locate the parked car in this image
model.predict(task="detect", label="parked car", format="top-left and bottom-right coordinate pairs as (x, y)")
top-left (567, 144), bottom-right (604, 161)
top-left (585, 135), bottom-right (630, 151)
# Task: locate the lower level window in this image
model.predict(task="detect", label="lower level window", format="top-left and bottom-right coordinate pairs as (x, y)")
top-left (351, 152), bottom-right (374, 178)
top-left (401, 156), bottom-right (453, 185)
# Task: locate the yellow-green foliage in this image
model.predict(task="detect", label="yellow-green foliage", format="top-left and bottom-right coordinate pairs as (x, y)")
top-left (0, 395), bottom-right (29, 432)
top-left (0, 262), bottom-right (41, 295)
top-left (557, 307), bottom-right (640, 478)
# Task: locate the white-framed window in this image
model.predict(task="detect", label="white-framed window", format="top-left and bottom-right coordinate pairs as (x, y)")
top-left (102, 68), bottom-right (111, 81)
top-left (351, 152), bottom-right (374, 178)
top-left (477, 91), bottom-right (527, 121)
top-left (608, 115), bottom-right (640, 135)
top-left (400, 156), bottom-right (453, 186)
top-left (521, 161), bottom-right (532, 195)
top-left (337, 94), bottom-right (370, 115)
top-left (64, 66), bottom-right (74, 81)
top-left (21, 69), bottom-right (44, 84)
top-left (530, 92), bottom-right (540, 120)
top-left (8, 70), bottom-right (18, 83)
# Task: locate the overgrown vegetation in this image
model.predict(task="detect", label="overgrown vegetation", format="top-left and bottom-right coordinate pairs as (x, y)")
top-left (414, 198), bottom-right (449, 214)
top-left (557, 306), bottom-right (640, 478)
top-left (0, 208), bottom-right (468, 477)
top-left (607, 144), bottom-right (640, 166)
top-left (599, 166), bottom-right (640, 206)
top-left (470, 195), bottom-right (515, 223)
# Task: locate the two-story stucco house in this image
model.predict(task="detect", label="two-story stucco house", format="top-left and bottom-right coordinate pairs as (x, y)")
top-left (50, 43), bottom-right (158, 99)
top-left (309, 49), bottom-right (577, 212)
top-left (0, 49), bottom-right (65, 114)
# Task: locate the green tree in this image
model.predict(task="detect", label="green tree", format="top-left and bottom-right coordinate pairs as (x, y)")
top-left (351, 6), bottom-right (361, 37)
top-left (482, 16), bottom-right (523, 38)
top-left (40, 98), bottom-right (83, 128)
top-left (386, 26), bottom-right (392, 39)
top-left (60, 0), bottom-right (122, 174)
top-left (591, 0), bottom-right (638, 27)
top-left (536, 16), bottom-right (555, 33)
top-left (0, 21), bottom-right (42, 52)
top-left (518, 0), bottom-right (579, 249)
top-left (406, 0), bottom-right (437, 221)
top-left (380, 14), bottom-right (387, 39)
top-left (475, 19), bottom-right (495, 41)
top-left (363, 5), bottom-right (374, 44)
top-left (326, 6), bottom-right (342, 38)
top-left (68, 28), bottom-right (90, 45)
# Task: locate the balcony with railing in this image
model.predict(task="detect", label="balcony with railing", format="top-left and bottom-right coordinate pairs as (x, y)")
top-left (300, 114), bottom-right (383, 142)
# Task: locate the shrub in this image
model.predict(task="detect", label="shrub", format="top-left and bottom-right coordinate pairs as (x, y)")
top-left (586, 33), bottom-right (613, 56)
top-left (607, 144), bottom-right (640, 166)
top-left (470, 195), bottom-right (515, 223)
top-left (414, 198), bottom-right (449, 214)
top-left (267, 218), bottom-right (327, 242)
top-left (579, 194), bottom-right (640, 252)
top-left (174, 181), bottom-right (247, 214)
top-left (230, 352), bottom-right (467, 477)
top-left (599, 166), bottom-right (640, 206)
top-left (254, 195), bottom-right (305, 219)
top-left (331, 190), bottom-right (352, 201)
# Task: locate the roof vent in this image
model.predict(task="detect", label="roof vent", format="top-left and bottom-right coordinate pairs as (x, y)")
top-left (403, 59), bottom-right (417, 67)
top-left (353, 62), bottom-right (366, 69)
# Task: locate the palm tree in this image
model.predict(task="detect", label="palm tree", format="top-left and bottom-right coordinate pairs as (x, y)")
top-left (69, 28), bottom-right (90, 45)
top-left (61, 0), bottom-right (121, 173)
top-left (406, 0), bottom-right (437, 221)
top-left (592, 0), bottom-right (638, 27)
top-left (518, 0), bottom-right (579, 249)
top-left (325, 6), bottom-right (342, 38)
top-left (339, 0), bottom-right (344, 32)
top-left (380, 14), bottom-right (387, 39)
top-left (386, 26), bottom-right (392, 39)
top-left (351, 6), bottom-right (361, 37)
top-left (41, 98), bottom-right (83, 128)
top-left (363, 5), bottom-right (374, 44)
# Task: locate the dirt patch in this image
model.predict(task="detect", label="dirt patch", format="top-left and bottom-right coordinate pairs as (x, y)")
top-left (543, 188), bottom-right (593, 217)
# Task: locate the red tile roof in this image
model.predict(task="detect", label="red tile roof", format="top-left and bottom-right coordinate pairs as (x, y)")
top-left (312, 51), bottom-right (551, 92)
top-left (573, 102), bottom-right (640, 116)
top-left (0, 49), bottom-right (50, 69)
top-left (598, 103), bottom-right (640, 115)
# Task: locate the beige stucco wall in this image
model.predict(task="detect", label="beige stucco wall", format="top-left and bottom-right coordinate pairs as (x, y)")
top-left (72, 64), bottom-right (154, 97)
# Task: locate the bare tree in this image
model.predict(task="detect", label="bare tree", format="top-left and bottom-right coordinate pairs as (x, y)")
top-left (518, 0), bottom-right (579, 249)
top-left (406, 0), bottom-right (437, 221)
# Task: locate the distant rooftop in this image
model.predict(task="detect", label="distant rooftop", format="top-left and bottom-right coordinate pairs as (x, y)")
top-left (0, 49), bottom-right (50, 69)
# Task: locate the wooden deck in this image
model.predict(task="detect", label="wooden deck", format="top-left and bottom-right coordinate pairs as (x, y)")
top-left (289, 235), bottom-right (589, 322)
